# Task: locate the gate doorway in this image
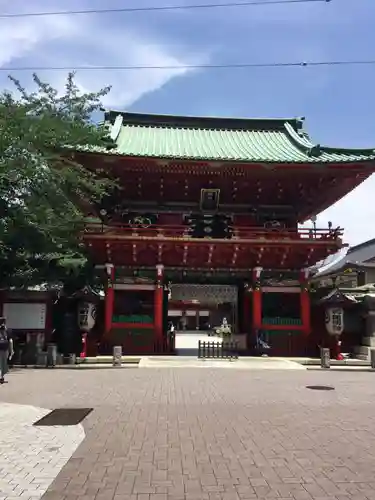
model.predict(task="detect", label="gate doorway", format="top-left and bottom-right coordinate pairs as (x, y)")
top-left (168, 284), bottom-right (238, 355)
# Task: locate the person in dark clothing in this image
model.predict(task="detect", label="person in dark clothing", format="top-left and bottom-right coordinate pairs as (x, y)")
top-left (0, 317), bottom-right (14, 384)
top-left (254, 329), bottom-right (271, 357)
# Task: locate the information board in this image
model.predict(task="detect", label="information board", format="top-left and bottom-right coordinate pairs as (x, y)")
top-left (3, 303), bottom-right (47, 330)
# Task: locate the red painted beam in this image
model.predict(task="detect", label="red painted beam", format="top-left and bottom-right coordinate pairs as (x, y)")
top-left (301, 172), bottom-right (371, 221)
top-left (84, 230), bottom-right (342, 269)
top-left (85, 250), bottom-right (338, 270)
top-left (261, 324), bottom-right (303, 331)
top-left (78, 152), bottom-right (375, 213)
top-left (111, 322), bottom-right (154, 330)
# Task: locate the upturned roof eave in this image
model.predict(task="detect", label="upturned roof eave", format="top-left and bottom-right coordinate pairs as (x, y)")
top-left (103, 109), bottom-right (303, 130)
top-left (70, 110), bottom-right (375, 164)
top-left (103, 110), bottom-right (375, 159)
top-left (73, 147), bottom-right (375, 165)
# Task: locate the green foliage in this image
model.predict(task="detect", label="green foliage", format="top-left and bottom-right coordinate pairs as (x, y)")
top-left (0, 73), bottom-right (113, 288)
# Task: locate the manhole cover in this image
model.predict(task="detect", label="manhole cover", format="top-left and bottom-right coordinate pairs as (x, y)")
top-left (34, 408), bottom-right (93, 426)
top-left (306, 385), bottom-right (335, 391)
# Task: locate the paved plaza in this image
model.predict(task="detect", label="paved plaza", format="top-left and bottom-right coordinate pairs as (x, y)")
top-left (174, 331), bottom-right (222, 356)
top-left (2, 367), bottom-right (375, 500)
top-left (138, 357), bottom-right (305, 369)
top-left (0, 403), bottom-right (84, 500)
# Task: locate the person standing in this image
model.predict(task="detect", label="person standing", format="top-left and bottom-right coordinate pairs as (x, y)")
top-left (167, 321), bottom-right (175, 353)
top-left (0, 317), bottom-right (14, 384)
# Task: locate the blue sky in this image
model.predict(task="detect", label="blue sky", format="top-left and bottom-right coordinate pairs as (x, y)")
top-left (1, 0), bottom-right (374, 246)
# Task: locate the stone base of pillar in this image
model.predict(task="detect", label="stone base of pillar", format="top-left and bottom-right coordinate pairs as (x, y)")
top-left (113, 346), bottom-right (122, 366)
top-left (320, 347), bottom-right (330, 369)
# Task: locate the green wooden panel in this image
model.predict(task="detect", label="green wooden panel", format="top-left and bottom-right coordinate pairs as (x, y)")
top-left (112, 315), bottom-right (153, 324)
top-left (262, 317), bottom-right (302, 326)
top-left (111, 328), bottom-right (154, 346)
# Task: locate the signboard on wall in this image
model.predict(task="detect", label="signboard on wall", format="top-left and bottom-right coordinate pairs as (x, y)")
top-left (186, 310), bottom-right (197, 317)
top-left (168, 310), bottom-right (183, 316)
top-left (170, 284), bottom-right (237, 304)
top-left (3, 303), bottom-right (47, 330)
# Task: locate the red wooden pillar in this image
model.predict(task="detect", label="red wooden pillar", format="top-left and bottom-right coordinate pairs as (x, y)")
top-left (104, 263), bottom-right (115, 337)
top-left (300, 269), bottom-right (311, 335)
top-left (252, 267), bottom-right (263, 329)
top-left (243, 284), bottom-right (251, 333)
top-left (154, 264), bottom-right (164, 348)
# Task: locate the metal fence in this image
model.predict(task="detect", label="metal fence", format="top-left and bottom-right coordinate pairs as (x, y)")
top-left (198, 340), bottom-right (238, 360)
top-left (154, 334), bottom-right (175, 355)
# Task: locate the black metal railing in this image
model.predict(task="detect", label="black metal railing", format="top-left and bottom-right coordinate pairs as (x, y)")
top-left (154, 334), bottom-right (176, 355)
top-left (198, 340), bottom-right (239, 360)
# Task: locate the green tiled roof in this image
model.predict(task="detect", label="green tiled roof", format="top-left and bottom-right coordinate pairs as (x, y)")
top-left (101, 111), bottom-right (375, 164)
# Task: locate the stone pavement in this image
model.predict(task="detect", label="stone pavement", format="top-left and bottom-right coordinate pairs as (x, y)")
top-left (0, 402), bottom-right (84, 500)
top-left (174, 331), bottom-right (222, 356)
top-left (2, 367), bottom-right (375, 500)
top-left (139, 357), bottom-right (305, 369)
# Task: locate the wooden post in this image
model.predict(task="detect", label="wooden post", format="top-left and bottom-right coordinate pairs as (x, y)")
top-left (300, 269), bottom-right (311, 335)
top-left (300, 290), bottom-right (311, 334)
top-left (154, 264), bottom-right (164, 348)
top-left (320, 347), bottom-right (330, 369)
top-left (252, 267), bottom-right (263, 329)
top-left (243, 284), bottom-right (250, 334)
top-left (104, 263), bottom-right (115, 336)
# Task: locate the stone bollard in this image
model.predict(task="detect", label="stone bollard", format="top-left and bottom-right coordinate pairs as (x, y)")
top-left (113, 346), bottom-right (122, 367)
top-left (320, 347), bottom-right (331, 369)
top-left (371, 349), bottom-right (375, 369)
top-left (36, 351), bottom-right (47, 367)
top-left (47, 344), bottom-right (57, 367)
top-left (69, 353), bottom-right (76, 365)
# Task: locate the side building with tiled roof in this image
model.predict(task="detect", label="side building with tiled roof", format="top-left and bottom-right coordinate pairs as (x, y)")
top-left (312, 238), bottom-right (375, 289)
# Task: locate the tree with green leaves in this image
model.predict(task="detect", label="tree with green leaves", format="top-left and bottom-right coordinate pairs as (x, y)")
top-left (0, 73), bottom-right (114, 288)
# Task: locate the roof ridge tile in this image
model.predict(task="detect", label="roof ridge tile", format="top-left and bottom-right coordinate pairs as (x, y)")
top-left (95, 110), bottom-right (375, 164)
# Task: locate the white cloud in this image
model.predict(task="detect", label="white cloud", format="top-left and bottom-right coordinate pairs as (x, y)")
top-left (1, 1), bottom-right (372, 251)
top-left (315, 176), bottom-right (375, 246)
top-left (87, 31), bottom-right (198, 108)
top-left (0, 15), bottom-right (75, 67)
top-left (221, 0), bottom-right (365, 27)
top-left (0, 0), bottom-right (203, 107)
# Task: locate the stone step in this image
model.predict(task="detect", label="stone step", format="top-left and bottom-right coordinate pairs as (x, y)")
top-left (353, 345), bottom-right (375, 360)
top-left (354, 345), bottom-right (370, 356)
top-left (361, 337), bottom-right (375, 347)
top-left (355, 354), bottom-right (369, 361)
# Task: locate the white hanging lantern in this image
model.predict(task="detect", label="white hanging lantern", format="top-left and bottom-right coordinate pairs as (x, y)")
top-left (78, 302), bottom-right (97, 332)
top-left (325, 307), bottom-right (344, 336)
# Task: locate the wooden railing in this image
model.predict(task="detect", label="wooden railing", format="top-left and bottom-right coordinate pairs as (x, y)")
top-left (198, 340), bottom-right (239, 359)
top-left (83, 222), bottom-right (343, 242)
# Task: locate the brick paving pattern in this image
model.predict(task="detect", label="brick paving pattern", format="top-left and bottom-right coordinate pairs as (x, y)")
top-left (0, 402), bottom-right (84, 500)
top-left (1, 367), bottom-right (375, 500)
